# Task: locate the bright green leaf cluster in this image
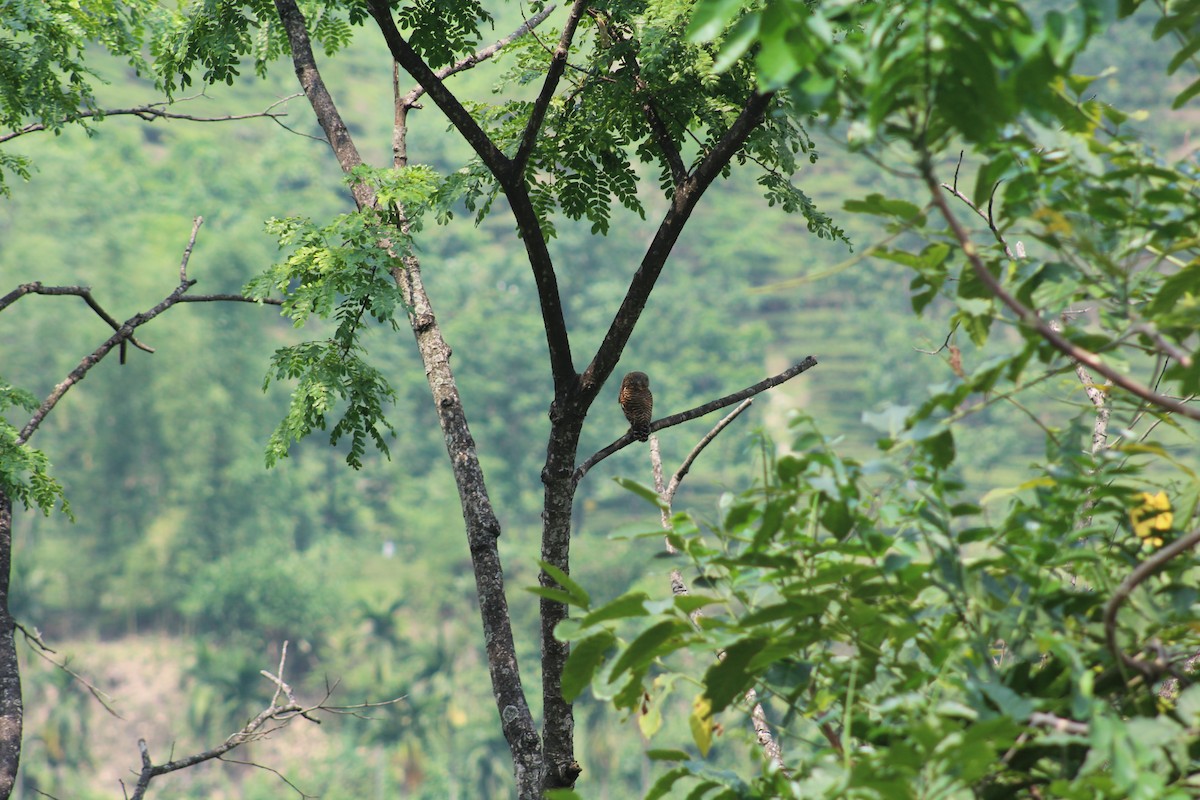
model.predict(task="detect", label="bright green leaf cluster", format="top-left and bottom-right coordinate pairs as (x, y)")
top-left (0, 380), bottom-right (70, 517)
top-left (247, 167), bottom-right (449, 468)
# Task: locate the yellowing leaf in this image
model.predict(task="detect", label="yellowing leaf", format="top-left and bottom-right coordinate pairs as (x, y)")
top-left (690, 694), bottom-right (713, 757)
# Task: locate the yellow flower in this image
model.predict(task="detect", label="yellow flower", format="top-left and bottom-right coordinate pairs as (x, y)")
top-left (1130, 491), bottom-right (1173, 547)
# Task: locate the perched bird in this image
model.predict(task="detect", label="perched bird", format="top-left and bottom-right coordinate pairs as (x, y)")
top-left (618, 371), bottom-right (653, 442)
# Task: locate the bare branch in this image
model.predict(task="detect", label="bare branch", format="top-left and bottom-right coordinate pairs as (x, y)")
top-left (16, 217), bottom-right (205, 445)
top-left (15, 623), bottom-right (121, 718)
top-left (1131, 322), bottom-right (1194, 367)
top-left (940, 151), bottom-right (1017, 260)
top-left (400, 5), bottom-right (558, 110)
top-left (0, 96), bottom-right (301, 145)
top-left (575, 357), bottom-right (817, 483)
top-left (1104, 528), bottom-right (1200, 682)
top-left (921, 166), bottom-right (1200, 422)
top-left (665, 398), bottom-right (754, 502)
top-left (178, 293), bottom-right (283, 306)
top-left (129, 642), bottom-right (403, 800)
top-left (645, 416), bottom-right (786, 772)
top-left (0, 283), bottom-right (154, 355)
top-left (1028, 712), bottom-right (1089, 736)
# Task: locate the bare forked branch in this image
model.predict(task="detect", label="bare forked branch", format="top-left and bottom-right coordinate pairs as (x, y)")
top-left (127, 641), bottom-right (404, 800)
top-left (0, 282), bottom-right (155, 355)
top-left (16, 217), bottom-right (204, 445)
top-left (644, 407), bottom-right (786, 772)
top-left (574, 356), bottom-right (817, 483)
top-left (16, 622), bottom-right (121, 718)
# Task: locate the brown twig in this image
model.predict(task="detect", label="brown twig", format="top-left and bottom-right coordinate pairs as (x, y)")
top-left (942, 151), bottom-right (1018, 259)
top-left (128, 640), bottom-right (402, 800)
top-left (15, 622), bottom-right (121, 718)
top-left (574, 357), bottom-right (817, 483)
top-left (0, 96), bottom-right (301, 144)
top-left (16, 217), bottom-right (205, 445)
top-left (921, 163), bottom-right (1200, 422)
top-left (1103, 528), bottom-right (1200, 682)
top-left (399, 5), bottom-right (558, 110)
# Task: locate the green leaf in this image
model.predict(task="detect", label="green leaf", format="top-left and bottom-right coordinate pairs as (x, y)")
top-left (581, 591), bottom-right (650, 626)
top-left (686, 0), bottom-right (746, 43)
top-left (689, 693), bottom-right (714, 758)
top-left (613, 476), bottom-right (668, 509)
top-left (562, 631), bottom-right (617, 702)
top-left (1172, 76), bottom-right (1200, 109)
top-left (704, 636), bottom-right (768, 711)
top-left (538, 560), bottom-right (591, 608)
top-left (843, 193), bottom-right (925, 223)
top-left (610, 620), bottom-right (689, 681)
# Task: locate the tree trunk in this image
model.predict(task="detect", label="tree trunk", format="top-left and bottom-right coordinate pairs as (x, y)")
top-left (0, 491), bottom-right (21, 798)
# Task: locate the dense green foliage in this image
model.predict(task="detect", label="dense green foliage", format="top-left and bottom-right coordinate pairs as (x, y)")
top-left (1, 0), bottom-right (1197, 797)
top-left (551, 1), bottom-right (1200, 797)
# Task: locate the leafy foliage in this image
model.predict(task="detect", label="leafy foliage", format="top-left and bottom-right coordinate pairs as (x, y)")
top-left (246, 167), bottom-right (452, 468)
top-left (569, 412), bottom-right (1199, 798)
top-left (0, 380), bottom-right (69, 516)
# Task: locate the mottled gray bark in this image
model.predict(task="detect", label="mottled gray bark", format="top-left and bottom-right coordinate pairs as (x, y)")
top-left (0, 492), bottom-right (19, 799)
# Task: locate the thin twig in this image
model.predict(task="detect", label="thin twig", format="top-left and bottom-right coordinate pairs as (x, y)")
top-left (644, 412), bottom-right (787, 772)
top-left (400, 5), bottom-right (558, 109)
top-left (574, 357), bottom-right (816, 483)
top-left (922, 163), bottom-right (1200, 422)
top-left (15, 622), bottom-right (122, 718)
top-left (942, 151), bottom-right (1016, 259)
top-left (129, 641), bottom-right (404, 800)
top-left (0, 96), bottom-right (301, 144)
top-left (16, 217), bottom-right (204, 445)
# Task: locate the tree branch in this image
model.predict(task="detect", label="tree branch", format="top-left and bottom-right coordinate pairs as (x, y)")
top-left (273, 0), bottom-right (372, 208)
top-left (0, 283), bottom-right (155, 355)
top-left (0, 96), bottom-right (300, 144)
top-left (596, 11), bottom-right (687, 188)
top-left (128, 641), bottom-right (401, 800)
top-left (645, 411), bottom-right (786, 772)
top-left (370, 0), bottom-right (577, 391)
top-left (574, 357), bottom-right (816, 483)
top-left (513, 0), bottom-right (590, 175)
top-left (921, 164), bottom-right (1200, 422)
top-left (398, 5), bottom-right (558, 110)
top-left (1103, 527), bottom-right (1200, 683)
top-left (366, 0), bottom-right (512, 179)
top-left (579, 91), bottom-right (775, 398)
top-left (16, 217), bottom-right (205, 445)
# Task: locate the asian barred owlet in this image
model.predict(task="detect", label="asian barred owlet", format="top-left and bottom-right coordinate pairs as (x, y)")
top-left (619, 371), bottom-right (653, 442)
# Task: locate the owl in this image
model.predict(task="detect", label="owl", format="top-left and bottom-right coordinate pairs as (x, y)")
top-left (618, 371), bottom-right (653, 442)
